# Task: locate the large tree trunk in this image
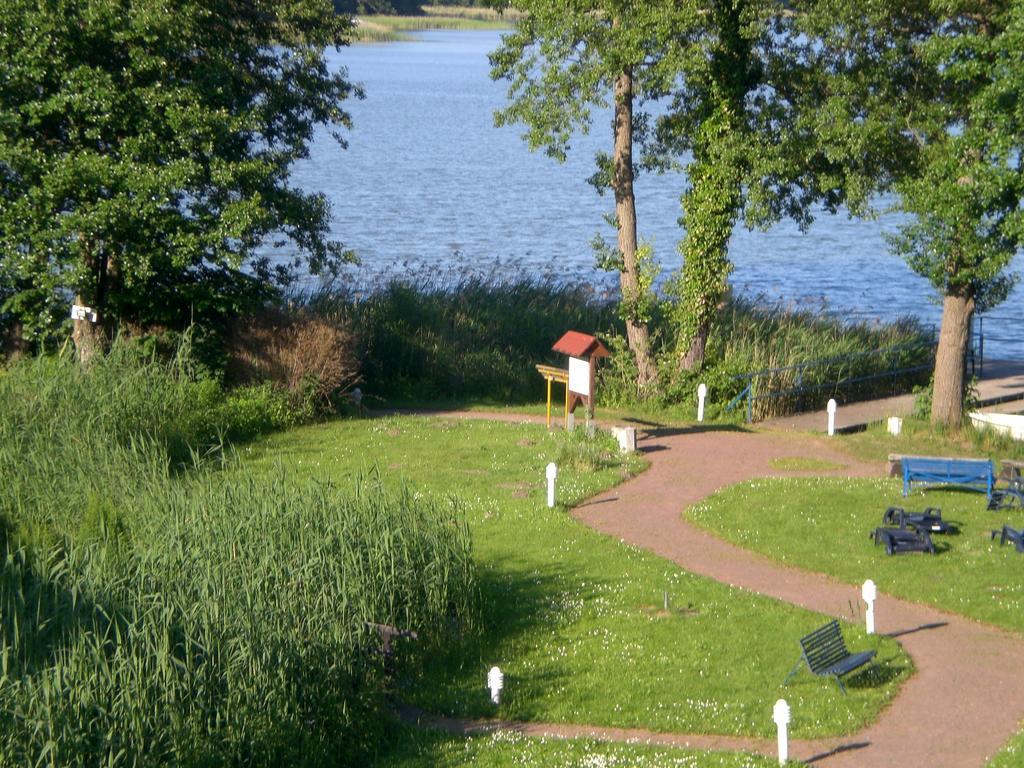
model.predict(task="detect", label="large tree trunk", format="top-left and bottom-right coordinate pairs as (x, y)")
top-left (679, 323), bottom-right (708, 372)
top-left (612, 67), bottom-right (657, 395)
top-left (931, 293), bottom-right (974, 427)
top-left (675, 158), bottom-right (736, 372)
top-left (70, 244), bottom-right (111, 363)
top-left (71, 296), bottom-right (103, 363)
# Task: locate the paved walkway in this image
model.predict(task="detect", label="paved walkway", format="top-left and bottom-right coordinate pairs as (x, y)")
top-left (764, 358), bottom-right (1024, 432)
top-left (403, 415), bottom-right (1024, 767)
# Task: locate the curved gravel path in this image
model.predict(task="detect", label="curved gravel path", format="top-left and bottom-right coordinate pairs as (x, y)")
top-left (402, 414), bottom-right (1024, 766)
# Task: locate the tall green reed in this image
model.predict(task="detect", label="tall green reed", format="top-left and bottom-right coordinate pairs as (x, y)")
top-left (0, 349), bottom-right (477, 766)
top-left (313, 275), bottom-right (621, 404)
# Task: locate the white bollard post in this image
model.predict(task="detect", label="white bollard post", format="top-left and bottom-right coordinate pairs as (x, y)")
top-left (862, 579), bottom-right (877, 635)
top-left (827, 399), bottom-right (837, 436)
top-left (773, 699), bottom-right (790, 765)
top-left (487, 666), bottom-right (504, 704)
top-left (697, 383), bottom-right (708, 422)
top-left (546, 463), bottom-right (558, 508)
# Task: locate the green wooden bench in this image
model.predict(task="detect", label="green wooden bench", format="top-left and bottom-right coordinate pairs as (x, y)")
top-left (783, 619), bottom-right (876, 694)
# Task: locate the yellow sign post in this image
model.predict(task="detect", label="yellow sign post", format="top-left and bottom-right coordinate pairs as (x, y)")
top-left (535, 364), bottom-right (569, 429)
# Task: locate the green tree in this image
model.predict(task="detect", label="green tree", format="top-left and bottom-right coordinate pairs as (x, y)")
top-left (490, 0), bottom-right (681, 394)
top-left (885, 1), bottom-right (1024, 426)
top-left (0, 0), bottom-right (359, 358)
top-left (653, 0), bottom-right (916, 371)
top-left (493, 1), bottom-right (908, 386)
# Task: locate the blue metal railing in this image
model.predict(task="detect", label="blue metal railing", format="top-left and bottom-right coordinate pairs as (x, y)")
top-left (726, 340), bottom-right (936, 423)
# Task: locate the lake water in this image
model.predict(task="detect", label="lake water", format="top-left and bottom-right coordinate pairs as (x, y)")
top-left (281, 29), bottom-right (1022, 360)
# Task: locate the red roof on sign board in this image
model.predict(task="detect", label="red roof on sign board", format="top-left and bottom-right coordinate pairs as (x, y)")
top-left (552, 331), bottom-right (610, 358)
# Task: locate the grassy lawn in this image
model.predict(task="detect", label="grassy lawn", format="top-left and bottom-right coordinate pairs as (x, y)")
top-left (687, 476), bottom-right (1024, 632)
top-left (840, 415), bottom-right (1024, 467)
top-left (239, 416), bottom-right (907, 747)
top-left (369, 724), bottom-right (780, 767)
top-left (989, 728), bottom-right (1024, 768)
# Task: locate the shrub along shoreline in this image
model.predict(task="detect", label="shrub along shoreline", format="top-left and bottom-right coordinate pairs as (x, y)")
top-left (302, 277), bottom-right (933, 419)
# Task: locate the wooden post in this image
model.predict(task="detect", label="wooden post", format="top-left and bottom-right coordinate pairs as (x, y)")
top-left (546, 377), bottom-right (552, 429)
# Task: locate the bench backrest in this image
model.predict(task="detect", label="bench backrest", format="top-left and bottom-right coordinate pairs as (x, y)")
top-left (903, 457), bottom-right (992, 477)
top-left (800, 620), bottom-right (850, 674)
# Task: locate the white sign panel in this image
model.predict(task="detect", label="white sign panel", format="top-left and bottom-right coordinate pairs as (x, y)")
top-left (70, 304), bottom-right (98, 323)
top-left (568, 356), bottom-right (590, 397)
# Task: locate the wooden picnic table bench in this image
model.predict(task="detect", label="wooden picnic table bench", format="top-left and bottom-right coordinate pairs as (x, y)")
top-left (783, 619), bottom-right (876, 694)
top-left (890, 454), bottom-right (994, 499)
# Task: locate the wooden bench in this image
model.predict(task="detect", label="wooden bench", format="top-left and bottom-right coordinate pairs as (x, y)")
top-left (896, 455), bottom-right (994, 499)
top-left (784, 619), bottom-right (876, 694)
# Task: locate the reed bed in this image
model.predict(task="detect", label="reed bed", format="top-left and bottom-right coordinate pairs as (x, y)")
top-left (0, 350), bottom-right (476, 766)
top-left (420, 6), bottom-right (523, 22)
top-left (711, 299), bottom-right (934, 420)
top-left (312, 273), bottom-right (930, 415)
top-left (313, 275), bottom-right (620, 404)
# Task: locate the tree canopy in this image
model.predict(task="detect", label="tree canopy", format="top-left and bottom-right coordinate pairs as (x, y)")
top-left (493, 1), bottom-right (914, 375)
top-left (867, 0), bottom-right (1024, 424)
top-left (0, 0), bottom-right (359, 353)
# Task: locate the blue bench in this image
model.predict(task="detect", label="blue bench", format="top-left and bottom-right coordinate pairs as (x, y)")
top-left (900, 456), bottom-right (994, 499)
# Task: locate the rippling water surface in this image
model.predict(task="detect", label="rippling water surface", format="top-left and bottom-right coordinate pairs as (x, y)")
top-left (278, 30), bottom-right (1022, 360)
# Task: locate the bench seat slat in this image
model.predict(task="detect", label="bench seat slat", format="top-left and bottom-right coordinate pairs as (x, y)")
top-left (823, 650), bottom-right (876, 677)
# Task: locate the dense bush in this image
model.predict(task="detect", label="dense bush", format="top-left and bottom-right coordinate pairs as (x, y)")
top-left (0, 349), bottom-right (477, 766)
top-left (226, 307), bottom-right (360, 416)
top-left (597, 296), bottom-right (933, 419)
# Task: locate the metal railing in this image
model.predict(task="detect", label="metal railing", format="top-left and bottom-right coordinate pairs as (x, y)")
top-left (972, 311), bottom-right (1017, 377)
top-left (726, 340), bottom-right (936, 423)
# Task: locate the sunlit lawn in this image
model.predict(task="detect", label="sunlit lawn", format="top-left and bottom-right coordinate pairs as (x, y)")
top-left (239, 416), bottom-right (907, 748)
top-left (688, 477), bottom-right (1024, 632)
top-left (370, 725), bottom-right (780, 768)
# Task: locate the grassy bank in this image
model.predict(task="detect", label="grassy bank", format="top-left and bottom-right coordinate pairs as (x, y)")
top-left (240, 416), bottom-right (908, 746)
top-left (354, 7), bottom-right (516, 42)
top-left (0, 350), bottom-right (476, 766)
top-left (372, 725), bottom-right (781, 767)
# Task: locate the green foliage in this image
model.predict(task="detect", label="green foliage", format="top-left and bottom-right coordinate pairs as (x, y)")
top-left (327, 276), bottom-right (621, 404)
top-left (0, 350), bottom-right (477, 766)
top-left (594, 237), bottom-right (660, 327)
top-left (598, 296), bottom-right (933, 419)
top-left (884, 3), bottom-right (1024, 307)
top-left (0, 0), bottom-right (359, 349)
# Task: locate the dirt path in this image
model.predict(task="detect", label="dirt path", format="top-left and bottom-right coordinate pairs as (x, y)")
top-left (400, 414), bottom-right (1024, 766)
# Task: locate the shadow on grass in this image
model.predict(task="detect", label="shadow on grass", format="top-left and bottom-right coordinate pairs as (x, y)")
top-left (845, 661), bottom-right (908, 691)
top-left (402, 559), bottom-right (616, 719)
